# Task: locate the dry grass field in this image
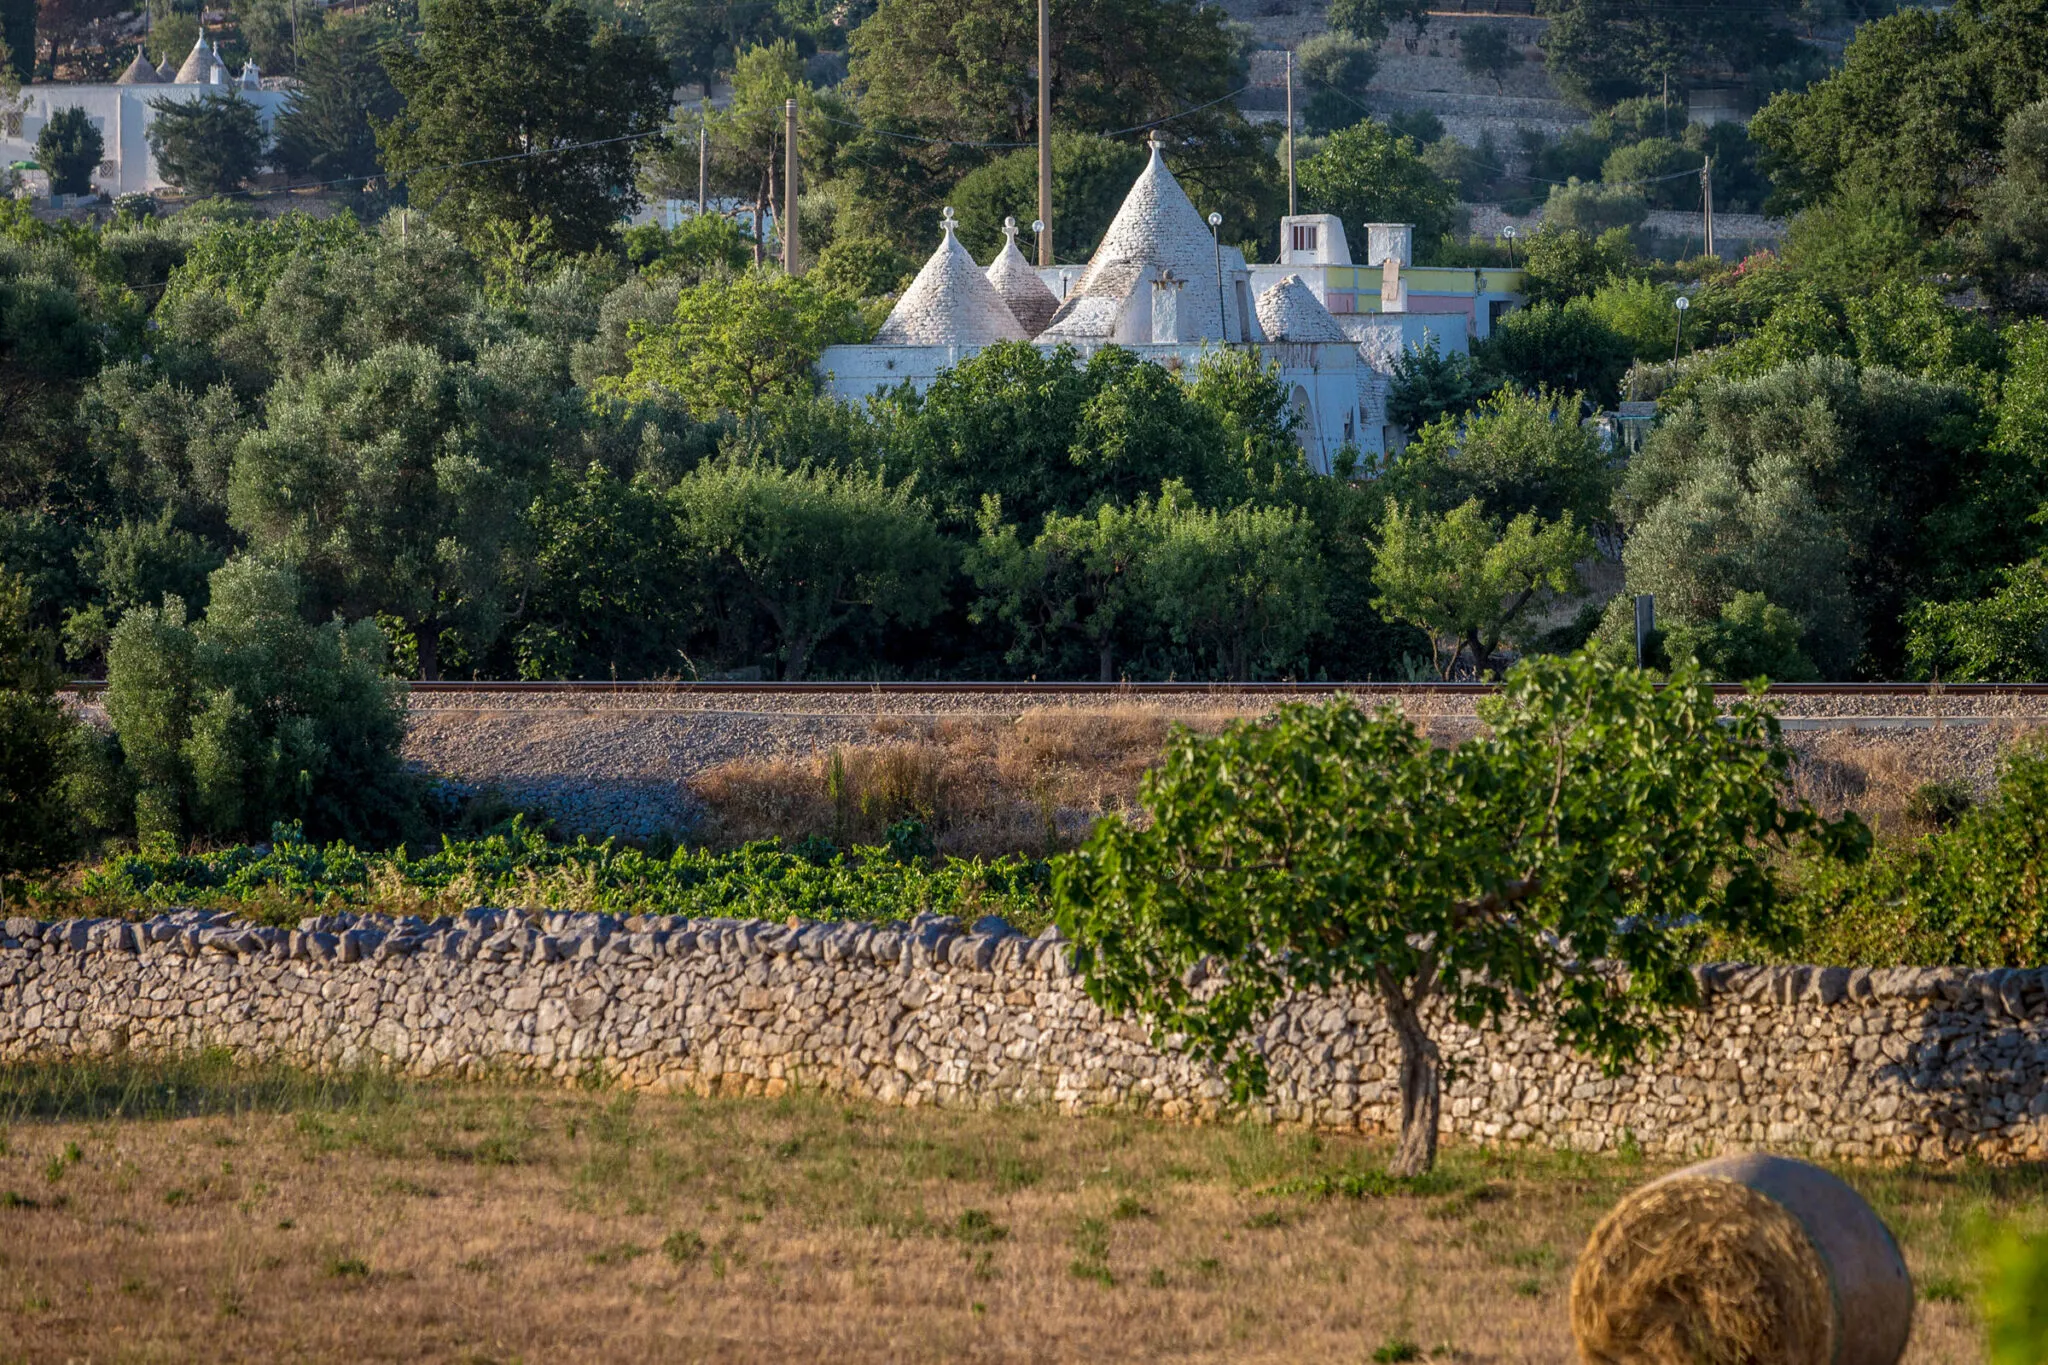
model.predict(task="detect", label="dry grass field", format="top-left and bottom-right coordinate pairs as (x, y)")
top-left (0, 1057), bottom-right (2026, 1364)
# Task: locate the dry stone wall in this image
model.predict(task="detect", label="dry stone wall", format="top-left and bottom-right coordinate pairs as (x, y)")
top-left (4, 908), bottom-right (2045, 1164)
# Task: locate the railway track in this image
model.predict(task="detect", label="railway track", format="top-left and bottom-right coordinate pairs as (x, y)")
top-left (55, 679), bottom-right (2048, 697)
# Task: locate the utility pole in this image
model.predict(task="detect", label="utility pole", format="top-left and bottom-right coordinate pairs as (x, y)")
top-left (1037, 0), bottom-right (1053, 267)
top-left (1701, 154), bottom-right (1715, 259)
top-left (783, 97), bottom-right (801, 274)
top-left (1285, 48), bottom-right (1296, 217)
top-left (697, 117), bottom-right (707, 217)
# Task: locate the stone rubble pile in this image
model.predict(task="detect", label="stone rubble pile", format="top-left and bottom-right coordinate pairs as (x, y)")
top-left (4, 908), bottom-right (2046, 1163)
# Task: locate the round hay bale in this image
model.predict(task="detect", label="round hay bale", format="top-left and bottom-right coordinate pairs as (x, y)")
top-left (1569, 1153), bottom-right (1913, 1365)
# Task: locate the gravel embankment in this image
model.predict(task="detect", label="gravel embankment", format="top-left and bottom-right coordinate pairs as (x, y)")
top-left (393, 689), bottom-right (2048, 839)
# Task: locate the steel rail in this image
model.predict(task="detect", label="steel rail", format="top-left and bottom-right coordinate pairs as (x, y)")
top-left (56, 679), bottom-right (2048, 697)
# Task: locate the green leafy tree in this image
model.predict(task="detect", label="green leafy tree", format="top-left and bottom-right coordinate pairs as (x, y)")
top-left (0, 572), bottom-right (90, 884)
top-left (1297, 33), bottom-right (1378, 137)
top-left (1752, 0), bottom-right (2048, 229)
top-left (227, 344), bottom-right (547, 678)
top-left (622, 213), bottom-right (753, 283)
top-left (1458, 24), bottom-right (1521, 93)
top-left (670, 460), bottom-right (950, 679)
top-left (0, 0), bottom-right (30, 82)
top-left (378, 0), bottom-right (670, 253)
top-left (1517, 224), bottom-right (1638, 306)
top-left (232, 0), bottom-right (319, 72)
top-left (1143, 494), bottom-right (1327, 681)
top-left (946, 132), bottom-right (1146, 262)
top-left (1386, 338), bottom-right (1481, 433)
top-left (1542, 177), bottom-right (1647, 236)
top-left (37, 106), bottom-right (103, 197)
top-left (1371, 497), bottom-right (1589, 678)
top-left (701, 40), bottom-right (810, 250)
top-left (517, 464), bottom-right (696, 679)
top-left (967, 492), bottom-right (1161, 681)
top-left (1385, 385), bottom-right (1610, 525)
top-left (1662, 591), bottom-right (1818, 683)
top-left (1054, 658), bottom-right (1852, 1174)
top-left (270, 14), bottom-right (402, 185)
top-left (842, 0), bottom-right (1267, 247)
top-left (1326, 0), bottom-right (1428, 43)
top-left (1297, 120), bottom-right (1457, 245)
top-left (1583, 276), bottom-right (1679, 362)
top-left (1600, 136), bottom-right (1696, 210)
top-left (1906, 557), bottom-right (2048, 681)
top-left (0, 235), bottom-right (108, 509)
top-left (611, 269), bottom-right (868, 419)
top-left (809, 236), bottom-right (913, 300)
top-left (1962, 98), bottom-right (2048, 312)
top-left (1477, 298), bottom-right (1635, 408)
top-left (147, 92), bottom-right (265, 197)
top-left (1618, 356), bottom-right (1984, 678)
top-left (1539, 0), bottom-right (1813, 113)
top-left (103, 557), bottom-right (411, 845)
top-left (61, 511), bottom-right (227, 665)
top-left (637, 0), bottom-right (782, 98)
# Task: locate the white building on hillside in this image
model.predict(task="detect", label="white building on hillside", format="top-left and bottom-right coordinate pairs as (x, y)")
top-left (819, 134), bottom-right (1526, 463)
top-left (2, 36), bottom-right (293, 197)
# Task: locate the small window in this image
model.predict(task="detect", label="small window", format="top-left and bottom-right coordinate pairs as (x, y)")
top-left (1291, 223), bottom-right (1318, 254)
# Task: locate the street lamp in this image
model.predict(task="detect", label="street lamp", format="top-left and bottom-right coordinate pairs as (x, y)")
top-left (1673, 294), bottom-right (1690, 361)
top-left (1031, 219), bottom-right (1046, 261)
top-left (1503, 223), bottom-right (1517, 267)
top-left (1208, 211), bottom-right (1224, 339)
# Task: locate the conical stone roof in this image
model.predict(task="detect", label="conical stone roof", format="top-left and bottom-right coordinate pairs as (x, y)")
top-left (156, 55), bottom-right (178, 80)
top-left (984, 217), bottom-right (1060, 338)
top-left (117, 45), bottom-right (164, 83)
top-left (874, 210), bottom-right (1030, 348)
top-left (1040, 135), bottom-right (1226, 343)
top-left (173, 34), bottom-right (222, 84)
top-left (1255, 274), bottom-right (1350, 343)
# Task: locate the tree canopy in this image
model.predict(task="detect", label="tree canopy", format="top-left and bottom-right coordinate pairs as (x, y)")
top-left (1055, 659), bottom-right (1860, 1174)
top-left (379, 0), bottom-right (670, 252)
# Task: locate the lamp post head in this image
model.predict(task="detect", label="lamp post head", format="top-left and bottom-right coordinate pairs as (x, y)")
top-left (1030, 219), bottom-right (1045, 234)
top-left (1503, 224), bottom-right (1516, 240)
top-left (1675, 295), bottom-right (1690, 311)
top-left (1207, 212), bottom-right (1222, 229)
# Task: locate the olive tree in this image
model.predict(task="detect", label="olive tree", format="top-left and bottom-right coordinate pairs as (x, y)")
top-left (1054, 656), bottom-right (1860, 1175)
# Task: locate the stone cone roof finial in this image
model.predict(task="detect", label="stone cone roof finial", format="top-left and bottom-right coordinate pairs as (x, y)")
top-left (985, 214), bottom-right (1061, 338)
top-left (874, 207), bottom-right (1031, 347)
top-left (174, 32), bottom-right (222, 84)
top-left (1039, 131), bottom-right (1230, 343)
top-left (118, 44), bottom-right (164, 83)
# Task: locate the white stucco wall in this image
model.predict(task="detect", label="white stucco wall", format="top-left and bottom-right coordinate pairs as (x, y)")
top-left (3, 84), bottom-right (293, 196)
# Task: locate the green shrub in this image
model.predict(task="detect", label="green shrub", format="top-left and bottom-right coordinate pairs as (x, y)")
top-left (102, 557), bottom-right (412, 846)
top-left (1984, 1222), bottom-right (2048, 1365)
top-left (1769, 740), bottom-right (2048, 966)
top-left (0, 574), bottom-right (91, 883)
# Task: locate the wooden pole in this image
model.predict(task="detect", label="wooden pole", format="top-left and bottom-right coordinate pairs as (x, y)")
top-left (1037, 0), bottom-right (1052, 266)
top-left (1285, 49), bottom-right (1296, 218)
top-left (784, 97), bottom-right (800, 274)
top-left (697, 117), bottom-right (707, 216)
top-left (1701, 154), bottom-right (1715, 259)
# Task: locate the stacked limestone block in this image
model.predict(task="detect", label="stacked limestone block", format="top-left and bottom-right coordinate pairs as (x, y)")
top-left (3, 909), bottom-right (2046, 1163)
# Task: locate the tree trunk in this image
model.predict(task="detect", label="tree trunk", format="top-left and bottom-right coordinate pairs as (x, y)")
top-left (1381, 987), bottom-right (1441, 1177)
top-left (1098, 642), bottom-right (1113, 683)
